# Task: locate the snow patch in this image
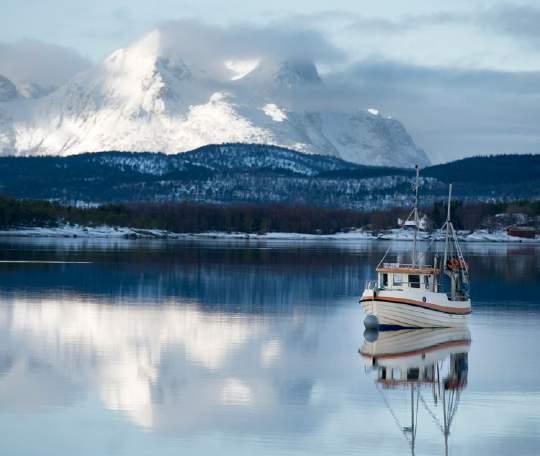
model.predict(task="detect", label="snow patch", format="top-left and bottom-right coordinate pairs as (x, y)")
top-left (367, 108), bottom-right (380, 116)
top-left (225, 59), bottom-right (260, 80)
top-left (0, 225), bottom-right (536, 243)
top-left (263, 103), bottom-right (287, 122)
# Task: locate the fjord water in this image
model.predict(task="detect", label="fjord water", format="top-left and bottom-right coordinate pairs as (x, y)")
top-left (0, 239), bottom-right (538, 456)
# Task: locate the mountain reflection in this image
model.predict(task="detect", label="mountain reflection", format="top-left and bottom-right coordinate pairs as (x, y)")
top-left (0, 239), bottom-right (537, 309)
top-left (0, 241), bottom-right (375, 310)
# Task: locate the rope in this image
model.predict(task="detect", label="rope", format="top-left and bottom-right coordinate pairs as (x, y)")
top-left (447, 390), bottom-right (461, 430)
top-left (375, 383), bottom-right (413, 446)
top-left (376, 207), bottom-right (416, 269)
top-left (419, 391), bottom-right (445, 435)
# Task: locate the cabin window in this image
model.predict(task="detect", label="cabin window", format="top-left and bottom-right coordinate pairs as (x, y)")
top-left (424, 275), bottom-right (430, 289)
top-left (409, 274), bottom-right (420, 288)
top-left (393, 274), bottom-right (403, 285)
top-left (380, 367), bottom-right (387, 380)
top-left (407, 368), bottom-right (420, 380)
top-left (383, 273), bottom-right (388, 287)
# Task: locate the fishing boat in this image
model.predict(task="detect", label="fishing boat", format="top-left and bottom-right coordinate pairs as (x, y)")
top-left (361, 167), bottom-right (471, 328)
top-left (360, 328), bottom-right (471, 455)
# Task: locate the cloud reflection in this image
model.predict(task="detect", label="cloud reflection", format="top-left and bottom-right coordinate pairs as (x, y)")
top-left (0, 295), bottom-right (334, 434)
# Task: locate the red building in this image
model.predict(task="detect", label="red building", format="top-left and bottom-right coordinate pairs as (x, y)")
top-left (507, 227), bottom-right (537, 239)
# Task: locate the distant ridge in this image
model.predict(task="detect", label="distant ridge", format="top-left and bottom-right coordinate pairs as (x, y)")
top-left (0, 144), bottom-right (537, 208)
top-left (423, 154), bottom-right (540, 185)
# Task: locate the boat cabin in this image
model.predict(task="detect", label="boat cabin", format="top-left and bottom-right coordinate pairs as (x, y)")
top-left (376, 364), bottom-right (437, 388)
top-left (375, 353), bottom-right (468, 390)
top-left (376, 263), bottom-right (440, 292)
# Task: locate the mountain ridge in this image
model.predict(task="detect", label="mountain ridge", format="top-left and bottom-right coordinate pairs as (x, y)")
top-left (0, 144), bottom-right (536, 209)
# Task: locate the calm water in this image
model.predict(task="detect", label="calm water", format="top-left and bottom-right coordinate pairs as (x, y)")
top-left (0, 238), bottom-right (538, 456)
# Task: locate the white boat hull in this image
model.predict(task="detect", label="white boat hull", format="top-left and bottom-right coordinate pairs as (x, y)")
top-left (361, 289), bottom-right (471, 328)
top-left (360, 327), bottom-right (471, 367)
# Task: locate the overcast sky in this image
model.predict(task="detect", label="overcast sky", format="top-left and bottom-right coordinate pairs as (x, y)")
top-left (1, 0), bottom-right (539, 163)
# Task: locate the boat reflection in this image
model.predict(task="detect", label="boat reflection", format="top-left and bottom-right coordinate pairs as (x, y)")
top-left (360, 328), bottom-right (471, 455)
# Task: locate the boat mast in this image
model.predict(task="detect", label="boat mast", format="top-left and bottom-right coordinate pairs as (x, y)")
top-left (443, 184), bottom-right (453, 267)
top-left (442, 378), bottom-right (448, 456)
top-left (412, 165), bottom-right (420, 267)
top-left (410, 385), bottom-right (416, 455)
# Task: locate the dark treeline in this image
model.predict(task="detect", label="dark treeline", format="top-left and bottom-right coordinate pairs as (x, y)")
top-left (0, 196), bottom-right (538, 234)
top-left (423, 154), bottom-right (540, 184)
top-left (431, 200), bottom-right (539, 230)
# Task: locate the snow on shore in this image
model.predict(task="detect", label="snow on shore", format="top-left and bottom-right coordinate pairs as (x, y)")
top-left (0, 225), bottom-right (170, 239)
top-left (0, 225), bottom-right (537, 243)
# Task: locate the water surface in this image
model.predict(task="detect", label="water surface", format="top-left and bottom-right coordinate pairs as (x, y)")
top-left (0, 238), bottom-right (538, 455)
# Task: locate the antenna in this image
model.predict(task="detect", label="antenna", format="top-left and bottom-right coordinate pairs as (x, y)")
top-left (443, 184), bottom-right (453, 267)
top-left (412, 165), bottom-right (420, 267)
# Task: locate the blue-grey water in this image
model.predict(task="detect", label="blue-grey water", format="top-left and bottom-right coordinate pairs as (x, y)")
top-left (0, 238), bottom-right (538, 455)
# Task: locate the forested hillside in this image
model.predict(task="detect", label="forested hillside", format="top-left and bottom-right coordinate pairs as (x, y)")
top-left (0, 145), bottom-right (537, 208)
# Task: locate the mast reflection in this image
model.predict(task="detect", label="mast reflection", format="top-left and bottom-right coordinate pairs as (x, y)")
top-left (360, 328), bottom-right (471, 455)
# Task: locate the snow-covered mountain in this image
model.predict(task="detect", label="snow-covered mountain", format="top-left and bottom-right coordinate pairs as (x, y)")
top-left (0, 30), bottom-right (429, 167)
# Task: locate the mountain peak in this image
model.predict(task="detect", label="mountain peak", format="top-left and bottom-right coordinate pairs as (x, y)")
top-left (154, 56), bottom-right (191, 82)
top-left (0, 75), bottom-right (18, 102)
top-left (103, 30), bottom-right (188, 78)
top-left (274, 60), bottom-right (322, 87)
top-left (240, 58), bottom-right (322, 89)
top-left (94, 32), bottom-right (192, 113)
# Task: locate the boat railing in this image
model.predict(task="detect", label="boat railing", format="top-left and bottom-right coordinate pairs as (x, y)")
top-left (381, 262), bottom-right (428, 270)
top-left (365, 280), bottom-right (378, 290)
top-left (447, 292), bottom-right (469, 302)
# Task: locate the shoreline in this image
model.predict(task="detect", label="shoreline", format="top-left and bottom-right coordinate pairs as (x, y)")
top-left (0, 225), bottom-right (537, 243)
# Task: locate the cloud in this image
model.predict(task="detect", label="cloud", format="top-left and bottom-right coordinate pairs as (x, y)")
top-left (338, 58), bottom-right (540, 95)
top-left (483, 4), bottom-right (540, 48)
top-left (111, 6), bottom-right (134, 24)
top-left (0, 39), bottom-right (90, 87)
top-left (342, 4), bottom-right (540, 50)
top-left (175, 14), bottom-right (539, 163)
top-left (346, 11), bottom-right (467, 34)
top-left (152, 19), bottom-right (345, 75)
top-left (325, 58), bottom-right (540, 162)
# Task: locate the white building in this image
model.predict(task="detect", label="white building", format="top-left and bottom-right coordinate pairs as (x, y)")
top-left (397, 214), bottom-right (430, 231)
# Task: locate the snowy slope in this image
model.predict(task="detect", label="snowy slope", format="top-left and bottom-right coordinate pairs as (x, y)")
top-left (0, 30), bottom-right (429, 167)
top-left (0, 75), bottom-right (18, 102)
